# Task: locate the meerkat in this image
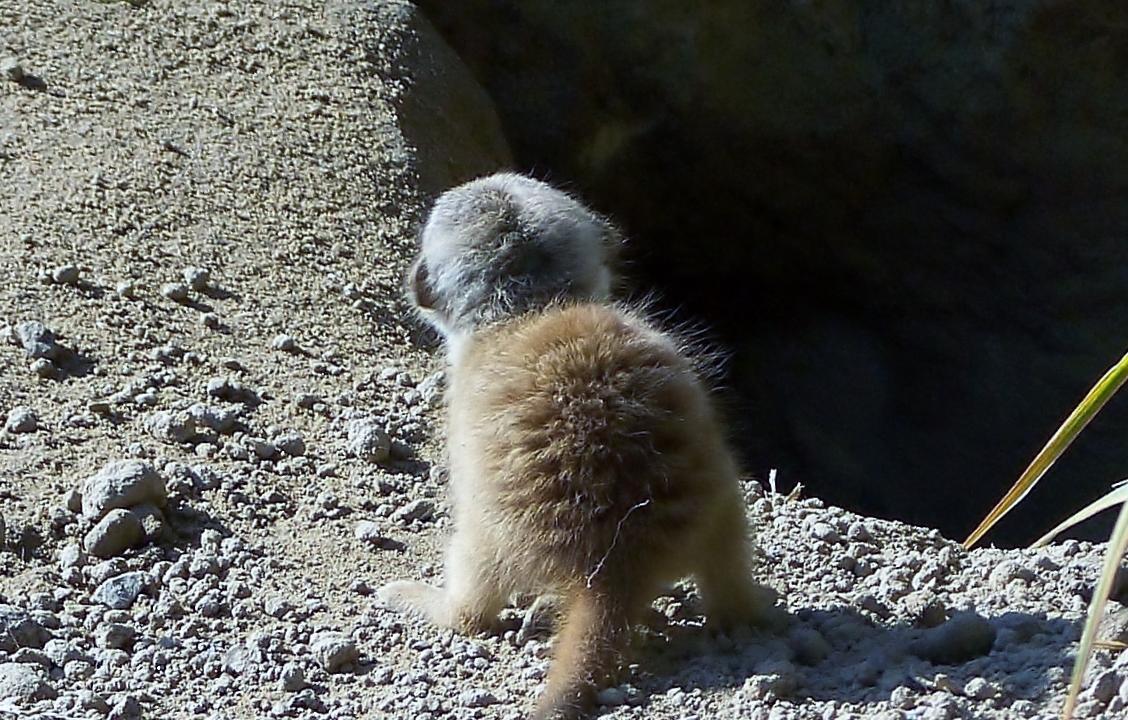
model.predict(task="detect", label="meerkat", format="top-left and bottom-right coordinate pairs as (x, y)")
top-left (378, 172), bottom-right (771, 720)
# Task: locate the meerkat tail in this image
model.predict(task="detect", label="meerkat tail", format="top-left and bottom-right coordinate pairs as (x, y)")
top-left (532, 585), bottom-right (630, 720)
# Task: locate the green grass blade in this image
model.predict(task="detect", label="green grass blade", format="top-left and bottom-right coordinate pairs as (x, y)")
top-left (1032, 481), bottom-right (1128, 548)
top-left (963, 348), bottom-right (1128, 549)
top-left (1061, 501), bottom-right (1128, 720)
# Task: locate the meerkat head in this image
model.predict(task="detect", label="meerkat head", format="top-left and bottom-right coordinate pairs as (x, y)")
top-left (409, 172), bottom-right (620, 349)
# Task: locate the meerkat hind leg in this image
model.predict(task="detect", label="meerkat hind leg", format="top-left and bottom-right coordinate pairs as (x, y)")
top-left (378, 530), bottom-right (506, 634)
top-left (693, 499), bottom-right (773, 630)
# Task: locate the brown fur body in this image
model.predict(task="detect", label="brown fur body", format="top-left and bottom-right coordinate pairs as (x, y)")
top-left (381, 304), bottom-right (763, 718)
top-left (378, 173), bottom-right (768, 719)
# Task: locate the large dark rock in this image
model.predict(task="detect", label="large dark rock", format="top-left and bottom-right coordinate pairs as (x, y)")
top-left (417, 0), bottom-right (1128, 543)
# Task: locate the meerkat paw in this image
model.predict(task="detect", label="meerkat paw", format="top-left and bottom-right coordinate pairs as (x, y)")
top-left (706, 583), bottom-right (786, 634)
top-left (376, 580), bottom-right (452, 626)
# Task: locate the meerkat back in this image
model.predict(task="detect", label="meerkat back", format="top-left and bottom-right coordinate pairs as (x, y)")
top-left (379, 172), bottom-right (769, 720)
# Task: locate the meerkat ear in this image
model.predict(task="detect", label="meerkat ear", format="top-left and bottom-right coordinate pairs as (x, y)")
top-left (407, 258), bottom-right (439, 311)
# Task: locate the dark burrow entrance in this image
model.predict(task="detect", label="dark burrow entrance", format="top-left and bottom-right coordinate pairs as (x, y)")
top-left (416, 1), bottom-right (1128, 546)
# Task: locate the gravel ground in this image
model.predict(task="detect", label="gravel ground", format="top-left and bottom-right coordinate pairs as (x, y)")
top-left (2, 1), bottom-right (1127, 719)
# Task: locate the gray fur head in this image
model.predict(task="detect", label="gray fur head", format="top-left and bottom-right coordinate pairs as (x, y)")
top-left (409, 172), bottom-right (620, 347)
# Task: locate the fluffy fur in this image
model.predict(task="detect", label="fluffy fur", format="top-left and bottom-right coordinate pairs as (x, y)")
top-left (379, 172), bottom-right (769, 719)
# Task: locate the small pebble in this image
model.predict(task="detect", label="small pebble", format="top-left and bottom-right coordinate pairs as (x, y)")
top-left (250, 438), bottom-right (278, 460)
top-left (109, 694), bottom-right (142, 720)
top-left (51, 265), bottom-right (80, 285)
top-left (0, 662), bottom-right (56, 702)
top-left (58, 543), bottom-right (83, 568)
top-left (91, 571), bottom-right (148, 609)
top-left (88, 401), bottom-right (114, 416)
top-left (273, 430), bottom-right (305, 456)
top-left (31, 358), bottom-right (56, 377)
top-left (131, 503), bottom-right (167, 542)
top-left (908, 612), bottom-right (996, 664)
top-left (595, 686), bottom-right (627, 707)
top-left (346, 418), bottom-right (391, 462)
top-left (13, 321), bottom-right (59, 359)
top-left (2, 57), bottom-right (24, 82)
top-left (207, 377), bottom-right (259, 405)
top-left (146, 411), bottom-right (196, 444)
top-left (95, 623), bottom-right (136, 650)
top-left (962, 677), bottom-right (999, 700)
top-left (311, 632), bottom-right (358, 672)
top-left (787, 626), bottom-right (831, 666)
top-left (161, 283), bottom-right (189, 302)
top-left (0, 606), bottom-right (49, 651)
top-left (4, 406), bottom-right (38, 433)
top-left (391, 499), bottom-right (435, 525)
top-left (279, 662), bottom-right (305, 692)
top-left (187, 403), bottom-right (237, 433)
top-left (272, 334), bottom-right (297, 352)
top-left (183, 267), bottom-right (209, 291)
top-left (458, 689), bottom-right (498, 708)
top-left (81, 460), bottom-right (167, 520)
top-left (83, 508), bottom-right (143, 558)
top-left (115, 281), bottom-right (136, 298)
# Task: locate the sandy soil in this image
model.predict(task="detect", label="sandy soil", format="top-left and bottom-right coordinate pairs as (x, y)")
top-left (1, 1), bottom-right (1126, 719)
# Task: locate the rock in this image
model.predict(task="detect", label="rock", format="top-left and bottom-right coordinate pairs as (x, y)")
top-left (787, 626), bottom-right (831, 666)
top-left (146, 411), bottom-right (196, 443)
top-left (901, 590), bottom-right (948, 629)
top-left (83, 508), bottom-right (144, 558)
top-left (273, 430), bottom-right (305, 456)
top-left (1, 57), bottom-right (24, 83)
top-left (187, 403), bottom-right (238, 433)
top-left (249, 438), bottom-right (278, 460)
top-left (908, 612), bottom-right (996, 664)
top-left (109, 694), bottom-right (142, 719)
top-left (223, 643), bottom-right (260, 675)
top-left (95, 623), bottom-right (135, 650)
top-left (354, 520), bottom-right (404, 551)
top-left (0, 662), bottom-right (56, 702)
top-left (595, 686), bottom-right (627, 707)
top-left (311, 631), bottom-right (358, 672)
top-left (91, 571), bottom-right (148, 609)
top-left (0, 606), bottom-right (49, 652)
top-left (64, 489), bottom-right (82, 513)
top-left (182, 267), bottom-right (209, 291)
top-left (391, 499), bottom-right (434, 525)
top-left (131, 503), bottom-right (167, 543)
top-left (58, 542), bottom-right (83, 568)
top-left (350, 3), bottom-right (511, 197)
top-left (271, 334), bottom-right (297, 352)
top-left (206, 377), bottom-right (260, 405)
top-left (295, 393), bottom-right (321, 410)
top-left (160, 282), bottom-right (189, 301)
top-left (279, 662), bottom-right (305, 692)
top-left (4, 406), bottom-right (38, 433)
top-left (30, 358), bottom-right (55, 377)
top-left (81, 460), bottom-right (166, 520)
top-left (458, 688), bottom-right (499, 707)
top-left (50, 264), bottom-right (80, 285)
top-left (11, 321), bottom-right (59, 359)
top-left (346, 418), bottom-right (391, 462)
